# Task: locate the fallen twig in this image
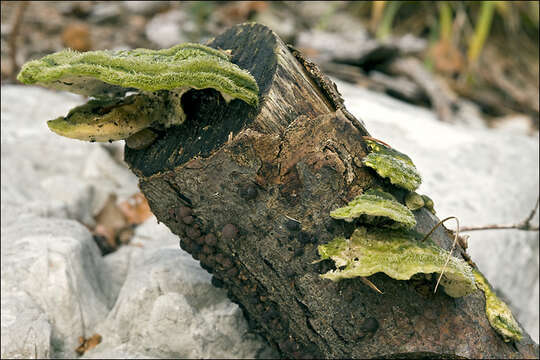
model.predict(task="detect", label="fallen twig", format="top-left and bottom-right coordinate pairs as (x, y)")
top-left (460, 196), bottom-right (539, 232)
top-left (422, 216), bottom-right (461, 294)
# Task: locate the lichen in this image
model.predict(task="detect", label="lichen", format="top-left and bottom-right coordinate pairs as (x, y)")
top-left (473, 269), bottom-right (523, 342)
top-left (17, 43), bottom-right (259, 107)
top-left (318, 227), bottom-right (477, 298)
top-left (362, 139), bottom-right (421, 191)
top-left (330, 192), bottom-right (416, 229)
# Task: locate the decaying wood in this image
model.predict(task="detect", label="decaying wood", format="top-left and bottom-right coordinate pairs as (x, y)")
top-left (124, 23), bottom-right (538, 359)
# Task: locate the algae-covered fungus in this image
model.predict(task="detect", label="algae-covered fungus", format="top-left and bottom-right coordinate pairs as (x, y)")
top-left (405, 191), bottom-right (425, 211)
top-left (330, 191), bottom-right (416, 229)
top-left (17, 43), bottom-right (259, 147)
top-left (473, 269), bottom-right (523, 342)
top-left (318, 227), bottom-right (477, 298)
top-left (46, 94), bottom-right (165, 143)
top-left (421, 194), bottom-right (436, 214)
top-left (362, 138), bottom-right (422, 191)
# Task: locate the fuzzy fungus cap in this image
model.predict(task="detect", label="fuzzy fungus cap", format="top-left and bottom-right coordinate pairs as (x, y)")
top-left (318, 227), bottom-right (477, 298)
top-left (473, 270), bottom-right (523, 343)
top-left (330, 193), bottom-right (417, 229)
top-left (17, 43), bottom-right (260, 144)
top-left (17, 43), bottom-right (259, 107)
top-left (362, 139), bottom-right (421, 191)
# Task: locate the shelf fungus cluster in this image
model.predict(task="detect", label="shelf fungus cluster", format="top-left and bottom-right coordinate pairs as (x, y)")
top-left (473, 270), bottom-right (523, 343)
top-left (319, 138), bottom-right (523, 342)
top-left (17, 43), bottom-right (259, 148)
top-left (362, 139), bottom-right (421, 192)
top-left (318, 227), bottom-right (476, 298)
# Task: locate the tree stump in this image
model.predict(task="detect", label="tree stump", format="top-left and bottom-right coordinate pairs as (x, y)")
top-left (124, 23), bottom-right (538, 359)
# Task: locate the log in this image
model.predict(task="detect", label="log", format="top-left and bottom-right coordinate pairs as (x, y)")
top-left (124, 23), bottom-right (538, 359)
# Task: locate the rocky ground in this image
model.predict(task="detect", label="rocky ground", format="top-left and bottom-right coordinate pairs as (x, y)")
top-left (1, 82), bottom-right (538, 358)
top-left (1, 1), bottom-right (539, 358)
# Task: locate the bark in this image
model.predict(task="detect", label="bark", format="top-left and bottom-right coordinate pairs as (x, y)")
top-left (124, 23), bottom-right (538, 359)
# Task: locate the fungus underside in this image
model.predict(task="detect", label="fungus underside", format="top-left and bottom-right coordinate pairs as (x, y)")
top-left (17, 43), bottom-right (259, 145)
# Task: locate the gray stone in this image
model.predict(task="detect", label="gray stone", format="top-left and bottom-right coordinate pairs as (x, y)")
top-left (145, 10), bottom-right (189, 48)
top-left (122, 1), bottom-right (170, 15)
top-left (1, 291), bottom-right (52, 359)
top-left (89, 3), bottom-right (122, 24)
top-left (91, 245), bottom-right (269, 358)
top-left (1, 217), bottom-right (112, 358)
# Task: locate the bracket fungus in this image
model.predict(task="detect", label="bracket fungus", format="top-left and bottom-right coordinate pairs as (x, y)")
top-left (330, 192), bottom-right (417, 230)
top-left (318, 227), bottom-right (477, 298)
top-left (421, 194), bottom-right (436, 214)
top-left (473, 270), bottom-right (523, 343)
top-left (17, 43), bottom-right (259, 147)
top-left (362, 139), bottom-right (422, 191)
top-left (405, 191), bottom-right (425, 211)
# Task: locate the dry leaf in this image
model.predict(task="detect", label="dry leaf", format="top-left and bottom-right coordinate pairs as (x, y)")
top-left (118, 192), bottom-right (153, 225)
top-left (430, 40), bottom-right (464, 74)
top-left (75, 333), bottom-right (102, 355)
top-left (94, 194), bottom-right (129, 249)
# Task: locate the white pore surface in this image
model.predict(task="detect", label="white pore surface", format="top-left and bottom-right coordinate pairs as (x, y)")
top-left (1, 84), bottom-right (538, 359)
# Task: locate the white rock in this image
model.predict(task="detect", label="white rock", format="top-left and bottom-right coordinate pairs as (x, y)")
top-left (1, 86), bottom-right (139, 227)
top-left (492, 114), bottom-right (535, 136)
top-left (145, 10), bottom-right (189, 48)
top-left (1, 291), bottom-right (52, 359)
top-left (92, 243), bottom-right (268, 359)
top-left (1, 217), bottom-right (112, 358)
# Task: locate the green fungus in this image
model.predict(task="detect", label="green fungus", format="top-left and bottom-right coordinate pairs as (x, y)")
top-left (473, 269), bottom-right (523, 343)
top-left (421, 194), bottom-right (436, 214)
top-left (47, 94), bottom-right (164, 142)
top-left (362, 139), bottom-right (421, 191)
top-left (405, 191), bottom-right (425, 211)
top-left (17, 43), bottom-right (258, 106)
top-left (318, 227), bottom-right (477, 298)
top-left (364, 139), bottom-right (414, 166)
top-left (330, 192), bottom-right (416, 229)
top-left (17, 43), bottom-right (259, 145)
top-left (364, 188), bottom-right (398, 201)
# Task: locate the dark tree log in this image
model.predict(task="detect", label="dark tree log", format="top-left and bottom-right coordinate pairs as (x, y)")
top-left (125, 23), bottom-right (538, 359)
